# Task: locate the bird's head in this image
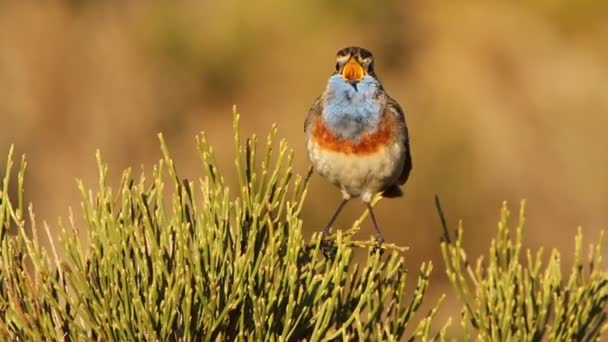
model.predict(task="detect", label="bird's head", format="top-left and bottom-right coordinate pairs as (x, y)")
top-left (335, 46), bottom-right (375, 83)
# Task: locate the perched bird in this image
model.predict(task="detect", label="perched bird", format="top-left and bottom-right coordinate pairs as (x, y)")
top-left (304, 46), bottom-right (412, 244)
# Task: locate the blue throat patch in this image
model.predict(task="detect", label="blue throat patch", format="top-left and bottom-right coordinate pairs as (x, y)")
top-left (322, 74), bottom-right (382, 140)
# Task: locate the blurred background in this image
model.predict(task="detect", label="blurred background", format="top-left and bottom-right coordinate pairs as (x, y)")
top-left (1, 0), bottom-right (607, 336)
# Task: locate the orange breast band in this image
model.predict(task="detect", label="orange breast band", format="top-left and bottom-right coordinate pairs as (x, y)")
top-left (313, 116), bottom-right (394, 155)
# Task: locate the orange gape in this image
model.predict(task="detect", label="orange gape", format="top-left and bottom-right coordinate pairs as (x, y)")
top-left (313, 115), bottom-right (394, 155)
top-left (342, 61), bottom-right (364, 81)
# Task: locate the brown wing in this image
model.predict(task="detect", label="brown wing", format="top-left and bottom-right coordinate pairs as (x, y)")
top-left (387, 97), bottom-right (412, 185)
top-left (304, 96), bottom-right (323, 133)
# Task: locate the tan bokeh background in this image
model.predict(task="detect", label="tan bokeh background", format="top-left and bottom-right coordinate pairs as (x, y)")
top-left (1, 0), bottom-right (607, 335)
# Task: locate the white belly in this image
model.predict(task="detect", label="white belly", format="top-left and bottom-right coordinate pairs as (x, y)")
top-left (307, 139), bottom-right (405, 200)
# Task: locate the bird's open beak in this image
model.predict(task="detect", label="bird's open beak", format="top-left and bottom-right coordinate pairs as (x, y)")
top-left (341, 57), bottom-right (365, 82)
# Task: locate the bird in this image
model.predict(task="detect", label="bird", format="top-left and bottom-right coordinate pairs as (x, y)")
top-left (304, 46), bottom-right (412, 244)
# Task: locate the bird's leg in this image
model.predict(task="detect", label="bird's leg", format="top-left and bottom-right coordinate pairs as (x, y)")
top-left (366, 202), bottom-right (385, 244)
top-left (322, 198), bottom-right (349, 237)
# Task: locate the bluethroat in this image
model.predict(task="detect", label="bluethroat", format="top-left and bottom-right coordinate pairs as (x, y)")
top-left (305, 46), bottom-right (412, 244)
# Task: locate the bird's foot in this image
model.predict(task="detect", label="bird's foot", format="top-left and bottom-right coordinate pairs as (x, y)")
top-left (320, 238), bottom-right (337, 259)
top-left (371, 234), bottom-right (385, 255)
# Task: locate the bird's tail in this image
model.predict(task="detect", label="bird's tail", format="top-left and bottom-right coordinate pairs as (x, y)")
top-left (381, 185), bottom-right (403, 198)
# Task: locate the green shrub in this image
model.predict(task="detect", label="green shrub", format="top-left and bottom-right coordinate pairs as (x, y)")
top-left (0, 110), bottom-right (442, 340)
top-left (438, 197), bottom-right (608, 341)
top-left (2, 109), bottom-right (607, 341)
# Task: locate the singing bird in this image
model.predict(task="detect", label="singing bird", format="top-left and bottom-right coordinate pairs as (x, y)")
top-left (304, 46), bottom-right (412, 244)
